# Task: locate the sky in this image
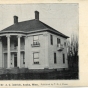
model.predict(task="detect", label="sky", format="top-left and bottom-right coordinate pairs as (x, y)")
top-left (0, 4), bottom-right (78, 38)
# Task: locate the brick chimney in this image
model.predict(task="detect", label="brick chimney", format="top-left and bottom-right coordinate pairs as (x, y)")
top-left (14, 16), bottom-right (18, 24)
top-left (35, 11), bottom-right (39, 20)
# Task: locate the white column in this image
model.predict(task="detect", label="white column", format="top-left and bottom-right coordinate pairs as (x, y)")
top-left (24, 36), bottom-right (28, 68)
top-left (6, 35), bottom-right (11, 68)
top-left (17, 35), bottom-right (21, 68)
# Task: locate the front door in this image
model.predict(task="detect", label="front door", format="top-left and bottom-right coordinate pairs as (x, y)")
top-left (14, 53), bottom-right (17, 67)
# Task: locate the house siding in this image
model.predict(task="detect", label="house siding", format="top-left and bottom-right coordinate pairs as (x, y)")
top-left (25, 32), bottom-right (49, 69)
top-left (0, 31), bottom-right (68, 69)
top-left (25, 31), bottom-right (68, 69)
top-left (48, 32), bottom-right (68, 69)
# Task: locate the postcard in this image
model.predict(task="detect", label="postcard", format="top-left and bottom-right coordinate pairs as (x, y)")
top-left (0, 0), bottom-right (87, 87)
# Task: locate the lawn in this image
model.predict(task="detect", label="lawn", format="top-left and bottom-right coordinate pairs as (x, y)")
top-left (0, 68), bottom-right (78, 80)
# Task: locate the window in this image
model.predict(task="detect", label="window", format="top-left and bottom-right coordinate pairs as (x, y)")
top-left (54, 52), bottom-right (57, 64)
top-left (23, 52), bottom-right (25, 64)
top-left (14, 40), bottom-right (18, 47)
top-left (14, 53), bottom-right (17, 67)
top-left (63, 54), bottom-right (65, 63)
top-left (64, 42), bottom-right (66, 46)
top-left (14, 53), bottom-right (17, 57)
top-left (33, 35), bottom-right (39, 45)
top-left (57, 38), bottom-right (60, 45)
top-left (50, 35), bottom-right (53, 45)
top-left (33, 52), bottom-right (39, 64)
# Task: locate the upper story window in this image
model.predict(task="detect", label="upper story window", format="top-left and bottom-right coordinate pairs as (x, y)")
top-left (33, 52), bottom-right (39, 64)
top-left (50, 35), bottom-right (53, 45)
top-left (14, 40), bottom-right (18, 47)
top-left (33, 35), bottom-right (39, 44)
top-left (21, 37), bottom-right (25, 45)
top-left (31, 35), bottom-right (40, 47)
top-left (64, 42), bottom-right (66, 46)
top-left (57, 38), bottom-right (61, 45)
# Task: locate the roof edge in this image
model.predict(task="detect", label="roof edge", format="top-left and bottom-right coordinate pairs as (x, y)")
top-left (47, 30), bottom-right (69, 38)
top-left (0, 28), bottom-right (69, 38)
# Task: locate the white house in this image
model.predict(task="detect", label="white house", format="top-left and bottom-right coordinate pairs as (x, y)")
top-left (0, 11), bottom-right (69, 70)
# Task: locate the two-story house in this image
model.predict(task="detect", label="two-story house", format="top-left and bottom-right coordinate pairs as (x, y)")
top-left (0, 11), bottom-right (69, 70)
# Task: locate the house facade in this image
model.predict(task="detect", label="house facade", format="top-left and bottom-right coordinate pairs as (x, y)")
top-left (0, 11), bottom-right (69, 69)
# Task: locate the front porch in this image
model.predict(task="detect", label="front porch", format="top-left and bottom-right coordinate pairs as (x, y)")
top-left (3, 52), bottom-right (25, 68)
top-left (0, 34), bottom-right (25, 68)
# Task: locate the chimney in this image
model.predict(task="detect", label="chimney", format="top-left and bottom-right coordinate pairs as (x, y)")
top-left (14, 16), bottom-right (18, 24)
top-left (35, 11), bottom-right (39, 20)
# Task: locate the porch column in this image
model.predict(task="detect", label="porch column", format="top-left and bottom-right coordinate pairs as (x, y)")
top-left (6, 35), bottom-right (11, 68)
top-left (24, 36), bottom-right (28, 68)
top-left (17, 35), bottom-right (21, 68)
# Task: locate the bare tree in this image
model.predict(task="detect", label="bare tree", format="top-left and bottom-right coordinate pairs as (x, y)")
top-left (67, 33), bottom-right (78, 71)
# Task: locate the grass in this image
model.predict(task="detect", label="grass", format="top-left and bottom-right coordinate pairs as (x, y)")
top-left (0, 68), bottom-right (78, 80)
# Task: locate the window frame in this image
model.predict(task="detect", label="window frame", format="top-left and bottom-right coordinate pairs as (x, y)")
top-left (63, 54), bottom-right (65, 64)
top-left (33, 52), bottom-right (39, 64)
top-left (64, 42), bottom-right (66, 46)
top-left (57, 38), bottom-right (61, 45)
top-left (23, 52), bottom-right (25, 64)
top-left (14, 53), bottom-right (17, 57)
top-left (33, 35), bottom-right (39, 44)
top-left (54, 52), bottom-right (57, 64)
top-left (50, 35), bottom-right (53, 45)
top-left (14, 39), bottom-right (18, 47)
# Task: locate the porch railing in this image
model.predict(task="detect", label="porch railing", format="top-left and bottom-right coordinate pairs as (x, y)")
top-left (3, 47), bottom-right (24, 52)
top-left (31, 42), bottom-right (40, 47)
top-left (57, 44), bottom-right (64, 51)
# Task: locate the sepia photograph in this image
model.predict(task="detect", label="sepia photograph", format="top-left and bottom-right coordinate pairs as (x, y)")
top-left (0, 3), bottom-right (79, 80)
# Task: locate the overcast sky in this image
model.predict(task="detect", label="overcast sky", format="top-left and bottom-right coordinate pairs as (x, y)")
top-left (0, 4), bottom-right (78, 38)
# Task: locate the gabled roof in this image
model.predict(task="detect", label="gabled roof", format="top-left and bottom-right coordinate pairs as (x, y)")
top-left (0, 19), bottom-right (69, 38)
